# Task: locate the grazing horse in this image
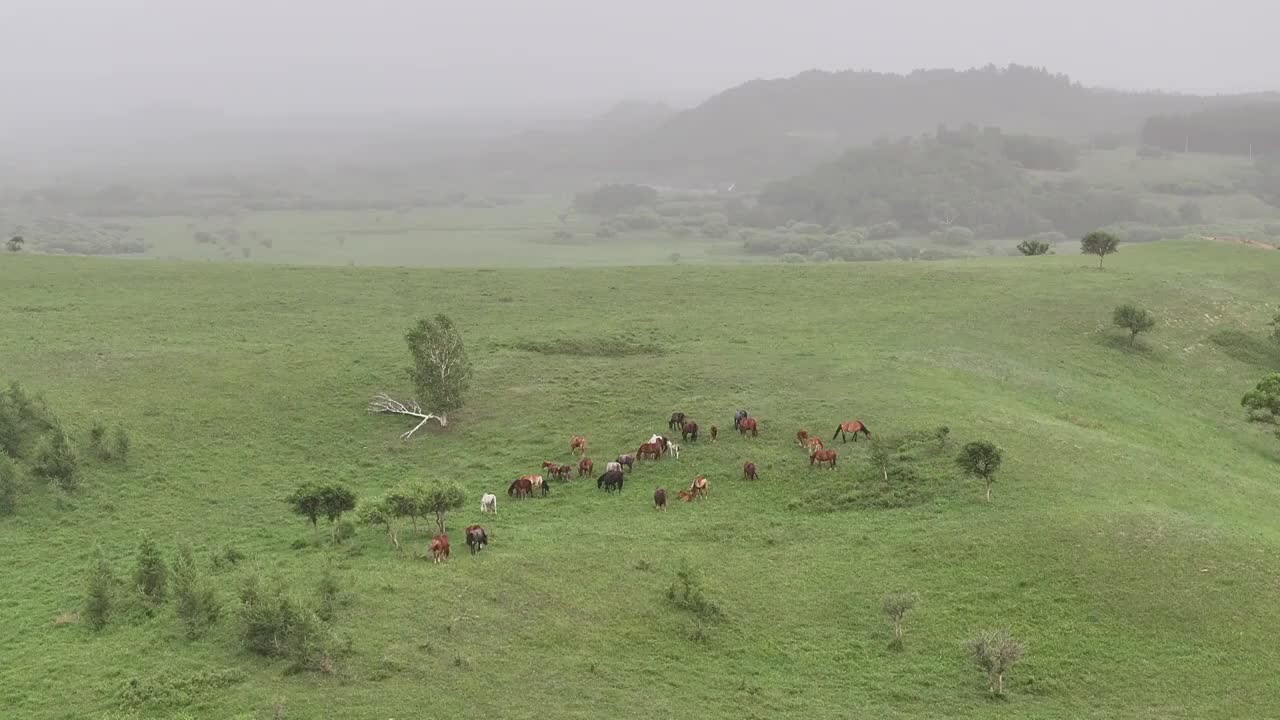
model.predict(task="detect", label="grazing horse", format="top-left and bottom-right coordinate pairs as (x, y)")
top-left (654, 487), bottom-right (667, 511)
top-left (529, 475), bottom-right (547, 496)
top-left (681, 421), bottom-right (699, 442)
top-left (552, 465), bottom-right (573, 482)
top-left (648, 434), bottom-right (671, 455)
top-left (615, 454), bottom-right (635, 472)
top-left (541, 460), bottom-right (558, 474)
top-left (668, 412), bottom-right (687, 431)
top-left (709, 425), bottom-right (718, 442)
top-left (689, 476), bottom-right (710, 499)
top-left (578, 457), bottom-right (594, 477)
top-left (738, 417), bottom-right (759, 437)
top-left (742, 462), bottom-right (759, 481)
top-left (833, 421), bottom-right (872, 443)
top-left (796, 430), bottom-right (810, 447)
top-left (733, 410), bottom-right (749, 431)
top-left (429, 534), bottom-right (450, 563)
top-left (667, 442), bottom-right (681, 459)
top-left (677, 489), bottom-right (694, 502)
top-left (606, 460), bottom-right (623, 474)
top-left (810, 449), bottom-right (838, 469)
top-left (637, 442), bottom-right (664, 461)
top-left (570, 435), bottom-right (588, 456)
top-left (804, 436), bottom-right (824, 453)
top-left (508, 476), bottom-right (534, 499)
top-left (597, 469), bottom-right (625, 493)
top-left (465, 525), bottom-right (488, 555)
top-left (480, 493), bottom-right (497, 514)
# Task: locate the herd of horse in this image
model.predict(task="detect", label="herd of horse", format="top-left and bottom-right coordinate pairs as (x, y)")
top-left (426, 411), bottom-right (872, 562)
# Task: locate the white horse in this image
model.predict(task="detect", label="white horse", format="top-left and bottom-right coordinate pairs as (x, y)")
top-left (480, 493), bottom-right (497, 514)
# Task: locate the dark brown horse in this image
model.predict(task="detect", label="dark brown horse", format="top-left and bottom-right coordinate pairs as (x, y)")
top-left (832, 421), bottom-right (871, 443)
top-left (637, 442), bottom-right (664, 461)
top-left (809, 449), bottom-right (838, 469)
top-left (796, 429), bottom-right (809, 446)
top-left (508, 476), bottom-right (534, 498)
top-left (681, 421), bottom-right (699, 442)
top-left (577, 457), bottom-right (594, 477)
top-left (709, 425), bottom-right (718, 442)
top-left (597, 469), bottom-right (625, 493)
top-left (742, 462), bottom-right (759, 481)
top-left (465, 525), bottom-right (488, 555)
top-left (654, 487), bottom-right (667, 511)
top-left (738, 417), bottom-right (758, 437)
top-left (668, 412), bottom-right (687, 431)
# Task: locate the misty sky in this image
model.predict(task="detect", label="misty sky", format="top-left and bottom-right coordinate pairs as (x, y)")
top-left (3, 0), bottom-right (1277, 118)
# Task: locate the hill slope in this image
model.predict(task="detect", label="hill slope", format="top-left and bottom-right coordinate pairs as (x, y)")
top-left (1, 243), bottom-right (1279, 719)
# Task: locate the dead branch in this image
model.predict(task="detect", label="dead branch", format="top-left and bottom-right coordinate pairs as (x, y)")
top-left (369, 393), bottom-right (447, 439)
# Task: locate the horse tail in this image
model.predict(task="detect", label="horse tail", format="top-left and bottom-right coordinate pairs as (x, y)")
top-left (832, 425), bottom-right (842, 440)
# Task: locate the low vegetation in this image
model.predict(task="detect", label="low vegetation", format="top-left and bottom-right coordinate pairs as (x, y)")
top-left (1113, 304), bottom-right (1156, 345)
top-left (967, 629), bottom-right (1027, 697)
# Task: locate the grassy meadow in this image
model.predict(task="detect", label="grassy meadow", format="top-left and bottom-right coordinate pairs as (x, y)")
top-left (1, 241), bottom-right (1280, 719)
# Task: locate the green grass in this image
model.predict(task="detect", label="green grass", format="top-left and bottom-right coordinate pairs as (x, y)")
top-left (2, 241), bottom-right (1279, 719)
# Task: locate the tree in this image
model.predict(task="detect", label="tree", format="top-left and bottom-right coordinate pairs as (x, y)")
top-left (84, 548), bottom-right (116, 631)
top-left (1112, 304), bottom-right (1156, 345)
top-left (1015, 238), bottom-right (1050, 256)
top-left (6, 235), bottom-right (22, 252)
top-left (287, 483), bottom-right (325, 535)
top-left (0, 453), bottom-right (19, 514)
top-left (133, 533), bottom-right (168, 612)
top-left (881, 592), bottom-right (919, 650)
top-left (318, 485), bottom-right (357, 529)
top-left (1081, 230), bottom-right (1120, 269)
top-left (405, 314), bottom-right (472, 424)
top-left (957, 441), bottom-right (1004, 502)
top-left (32, 425), bottom-right (78, 493)
top-left (420, 482), bottom-right (466, 534)
top-left (172, 541), bottom-right (220, 638)
top-left (358, 497), bottom-right (402, 551)
top-left (967, 628), bottom-right (1027, 696)
top-left (1242, 374), bottom-right (1280, 430)
top-left (384, 486), bottom-right (422, 536)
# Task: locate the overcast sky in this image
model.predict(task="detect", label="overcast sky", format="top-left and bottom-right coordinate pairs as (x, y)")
top-left (2, 0), bottom-right (1277, 118)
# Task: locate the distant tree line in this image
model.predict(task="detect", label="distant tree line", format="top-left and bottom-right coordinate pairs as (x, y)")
top-left (572, 184), bottom-right (658, 216)
top-left (1141, 104), bottom-right (1280, 156)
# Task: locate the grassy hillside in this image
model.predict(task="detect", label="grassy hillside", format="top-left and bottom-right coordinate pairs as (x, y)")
top-left (1, 242), bottom-right (1278, 719)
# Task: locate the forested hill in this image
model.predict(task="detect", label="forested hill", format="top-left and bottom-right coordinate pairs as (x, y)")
top-left (622, 65), bottom-right (1279, 184)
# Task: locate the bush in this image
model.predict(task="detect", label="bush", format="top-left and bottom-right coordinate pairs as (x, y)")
top-left (882, 592), bottom-right (919, 649)
top-left (236, 571), bottom-right (337, 672)
top-left (595, 224), bottom-right (617, 239)
top-left (957, 441), bottom-right (1004, 502)
top-left (172, 542), bottom-right (220, 639)
top-left (1113, 304), bottom-right (1156, 344)
top-left (0, 453), bottom-right (18, 515)
top-left (85, 548), bottom-right (116, 631)
top-left (133, 533), bottom-right (168, 612)
top-left (1016, 238), bottom-right (1050, 256)
top-left (967, 628), bottom-right (1027, 696)
top-left (88, 419), bottom-right (111, 460)
top-left (33, 425), bottom-right (78, 493)
top-left (332, 519), bottom-right (356, 544)
top-left (665, 560), bottom-right (723, 621)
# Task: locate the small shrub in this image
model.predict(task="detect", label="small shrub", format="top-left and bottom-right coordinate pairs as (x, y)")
top-left (882, 592), bottom-right (919, 650)
top-left (33, 425), bottom-right (78, 492)
top-left (85, 548), bottom-right (116, 631)
top-left (133, 533), bottom-right (168, 612)
top-left (934, 426), bottom-right (950, 449)
top-left (1016, 239), bottom-right (1050, 256)
top-left (173, 542), bottom-right (221, 639)
top-left (957, 441), bottom-right (1004, 502)
top-left (1270, 313), bottom-right (1280, 345)
top-left (665, 560), bottom-right (723, 621)
top-left (236, 571), bottom-right (337, 672)
top-left (88, 419), bottom-right (112, 460)
top-left (116, 667), bottom-right (245, 711)
top-left (210, 544), bottom-right (246, 571)
top-left (0, 453), bottom-right (19, 515)
top-left (1113, 304), bottom-right (1156, 345)
top-left (316, 567), bottom-right (348, 623)
top-left (967, 628), bottom-right (1027, 696)
top-left (668, 252), bottom-right (681, 264)
top-left (332, 519), bottom-right (356, 544)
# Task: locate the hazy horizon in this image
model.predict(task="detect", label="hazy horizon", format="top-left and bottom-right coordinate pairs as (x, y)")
top-left (4, 0), bottom-right (1278, 125)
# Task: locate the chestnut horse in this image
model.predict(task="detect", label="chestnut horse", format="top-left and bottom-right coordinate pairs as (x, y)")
top-left (578, 457), bottom-right (594, 477)
top-left (637, 442), bottom-right (664, 461)
top-left (738, 417), bottom-right (758, 437)
top-left (570, 435), bottom-right (588, 455)
top-left (681, 421), bottom-right (699, 442)
top-left (541, 460), bottom-right (558, 474)
top-left (804, 436), bottom-right (824, 452)
top-left (809, 449), bottom-right (838, 469)
top-left (796, 429), bottom-right (809, 447)
top-left (677, 489), bottom-right (694, 502)
top-left (742, 462), bottom-right (759, 481)
top-left (429, 534), bottom-right (450, 563)
top-left (689, 476), bottom-right (710, 499)
top-left (709, 426), bottom-right (718, 442)
top-left (508, 476), bottom-right (534, 498)
top-left (832, 421), bottom-right (871, 443)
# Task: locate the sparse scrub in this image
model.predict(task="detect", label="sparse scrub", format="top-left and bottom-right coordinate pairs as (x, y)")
top-left (882, 592), bottom-right (919, 649)
top-left (33, 425), bottom-right (78, 493)
top-left (84, 548), bottom-right (117, 631)
top-left (957, 441), bottom-right (1004, 502)
top-left (0, 453), bottom-right (19, 515)
top-left (666, 560), bottom-right (723, 621)
top-left (133, 533), bottom-right (168, 612)
top-left (1113, 304), bottom-right (1155, 345)
top-left (236, 571), bottom-right (337, 672)
top-left (967, 628), bottom-right (1027, 696)
top-left (172, 542), bottom-right (220, 639)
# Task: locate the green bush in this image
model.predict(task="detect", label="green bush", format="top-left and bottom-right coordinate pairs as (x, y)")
top-left (88, 419), bottom-right (112, 460)
top-left (172, 542), bottom-right (220, 639)
top-left (133, 533), bottom-right (168, 612)
top-left (236, 571), bottom-right (337, 672)
top-left (1113, 304), bottom-right (1156, 344)
top-left (666, 560), bottom-right (723, 621)
top-left (0, 453), bottom-right (18, 515)
top-left (33, 425), bottom-right (78, 493)
top-left (85, 548), bottom-right (116, 631)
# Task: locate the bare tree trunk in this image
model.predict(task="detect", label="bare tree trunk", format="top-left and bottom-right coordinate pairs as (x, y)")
top-left (369, 394), bottom-right (447, 439)
top-left (986, 482), bottom-right (992, 502)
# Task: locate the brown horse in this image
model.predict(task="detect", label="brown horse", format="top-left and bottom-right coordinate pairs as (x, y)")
top-left (508, 476), bottom-right (534, 499)
top-left (709, 425), bottom-right (718, 442)
top-left (551, 465), bottom-right (573, 482)
top-left (429, 534), bottom-right (450, 563)
top-left (681, 421), bottom-right (699, 442)
top-left (637, 442), bottom-right (664, 461)
top-left (578, 457), bottom-right (594, 477)
top-left (465, 525), bottom-right (488, 555)
top-left (796, 429), bottom-right (809, 446)
top-left (810, 449), bottom-right (838, 469)
top-left (804, 436), bottom-right (824, 452)
top-left (597, 469), bottom-right (625, 493)
top-left (689, 476), bottom-right (710, 499)
top-left (677, 489), bottom-right (694, 502)
top-left (570, 435), bottom-right (588, 456)
top-left (654, 487), bottom-right (667, 511)
top-left (738, 417), bottom-right (758, 436)
top-left (832, 421), bottom-right (871, 443)
top-left (668, 412), bottom-right (687, 431)
top-left (541, 460), bottom-right (558, 474)
top-left (742, 462), bottom-right (759, 481)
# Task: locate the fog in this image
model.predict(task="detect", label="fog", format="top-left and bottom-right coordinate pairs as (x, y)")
top-left (4, 0), bottom-right (1277, 123)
